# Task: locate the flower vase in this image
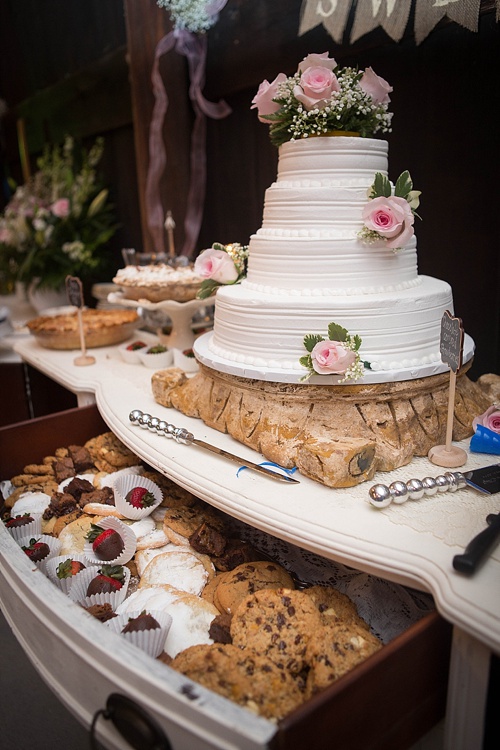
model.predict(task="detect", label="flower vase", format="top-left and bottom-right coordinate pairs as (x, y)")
top-left (28, 281), bottom-right (68, 314)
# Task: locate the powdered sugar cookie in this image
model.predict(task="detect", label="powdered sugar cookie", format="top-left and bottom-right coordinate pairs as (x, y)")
top-left (83, 503), bottom-right (125, 518)
top-left (138, 549), bottom-right (213, 595)
top-left (135, 545), bottom-right (174, 577)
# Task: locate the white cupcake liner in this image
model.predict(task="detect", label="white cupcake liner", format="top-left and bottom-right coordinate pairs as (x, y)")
top-left (17, 533), bottom-right (61, 572)
top-left (173, 348), bottom-right (199, 373)
top-left (112, 474), bottom-right (163, 521)
top-left (104, 610), bottom-right (173, 658)
top-left (5, 513), bottom-right (43, 542)
top-left (83, 516), bottom-right (137, 565)
top-left (138, 348), bottom-right (173, 369)
top-left (45, 554), bottom-right (91, 594)
top-left (68, 564), bottom-right (130, 609)
top-left (119, 339), bottom-right (149, 364)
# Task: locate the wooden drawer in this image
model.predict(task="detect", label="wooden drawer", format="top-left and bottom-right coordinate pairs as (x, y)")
top-left (0, 405), bottom-right (452, 750)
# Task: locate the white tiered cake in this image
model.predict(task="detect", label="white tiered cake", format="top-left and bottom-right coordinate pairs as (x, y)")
top-left (195, 135), bottom-right (473, 383)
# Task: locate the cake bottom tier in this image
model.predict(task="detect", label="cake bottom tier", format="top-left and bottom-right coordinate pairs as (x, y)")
top-left (199, 275), bottom-right (472, 385)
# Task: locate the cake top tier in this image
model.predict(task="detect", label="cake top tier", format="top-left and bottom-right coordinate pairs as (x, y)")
top-left (277, 136), bottom-right (388, 184)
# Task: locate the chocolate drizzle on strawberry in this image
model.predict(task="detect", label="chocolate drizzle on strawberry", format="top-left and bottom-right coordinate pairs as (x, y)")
top-left (5, 513), bottom-right (34, 528)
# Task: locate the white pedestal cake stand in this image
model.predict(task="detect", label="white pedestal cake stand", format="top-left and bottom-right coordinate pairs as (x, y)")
top-left (108, 291), bottom-right (215, 352)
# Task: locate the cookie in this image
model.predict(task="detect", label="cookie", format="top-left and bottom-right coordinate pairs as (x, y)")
top-left (23, 463), bottom-right (55, 476)
top-left (303, 585), bottom-right (370, 629)
top-left (84, 432), bottom-right (138, 472)
top-left (214, 561), bottom-right (295, 616)
top-left (305, 621), bottom-right (382, 696)
top-left (11, 473), bottom-right (55, 487)
top-left (138, 548), bottom-right (214, 595)
top-left (170, 643), bottom-right (304, 721)
top-left (200, 575), bottom-right (222, 607)
top-left (162, 502), bottom-right (227, 546)
top-left (230, 587), bottom-right (322, 675)
top-left (58, 515), bottom-right (96, 554)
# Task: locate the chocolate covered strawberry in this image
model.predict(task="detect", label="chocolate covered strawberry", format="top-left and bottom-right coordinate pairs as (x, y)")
top-left (56, 558), bottom-right (86, 579)
top-left (126, 341), bottom-right (146, 351)
top-left (5, 513), bottom-right (34, 529)
top-left (121, 610), bottom-right (160, 634)
top-left (21, 537), bottom-right (50, 563)
top-left (86, 564), bottom-right (125, 596)
top-left (125, 486), bottom-right (156, 510)
top-left (87, 523), bottom-right (124, 561)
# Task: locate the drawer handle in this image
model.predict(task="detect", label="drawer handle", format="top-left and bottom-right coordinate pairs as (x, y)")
top-left (90, 693), bottom-right (172, 750)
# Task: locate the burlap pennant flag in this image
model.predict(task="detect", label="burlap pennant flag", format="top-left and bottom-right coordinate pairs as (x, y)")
top-left (299, 0), bottom-right (354, 43)
top-left (414, 0), bottom-right (481, 45)
top-left (350, 0), bottom-right (412, 44)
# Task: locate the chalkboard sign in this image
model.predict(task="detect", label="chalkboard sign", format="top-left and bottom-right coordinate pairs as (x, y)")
top-left (65, 275), bottom-right (84, 308)
top-left (440, 310), bottom-right (464, 373)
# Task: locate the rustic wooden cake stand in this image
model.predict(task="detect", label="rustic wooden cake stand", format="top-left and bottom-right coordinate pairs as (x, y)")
top-left (151, 360), bottom-right (492, 488)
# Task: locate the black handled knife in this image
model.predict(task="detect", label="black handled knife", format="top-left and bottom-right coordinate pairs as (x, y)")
top-left (453, 512), bottom-right (500, 575)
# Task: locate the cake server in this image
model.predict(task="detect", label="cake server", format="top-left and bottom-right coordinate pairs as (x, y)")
top-left (129, 409), bottom-right (300, 484)
top-left (368, 464), bottom-right (500, 508)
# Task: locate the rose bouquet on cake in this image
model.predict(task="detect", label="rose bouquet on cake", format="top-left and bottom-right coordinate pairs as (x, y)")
top-left (194, 241), bottom-right (249, 299)
top-left (0, 135), bottom-right (118, 292)
top-left (251, 52), bottom-right (393, 147)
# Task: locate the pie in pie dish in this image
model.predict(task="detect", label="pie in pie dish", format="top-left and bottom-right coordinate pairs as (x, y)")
top-left (113, 264), bottom-right (203, 302)
top-left (27, 308), bottom-right (140, 350)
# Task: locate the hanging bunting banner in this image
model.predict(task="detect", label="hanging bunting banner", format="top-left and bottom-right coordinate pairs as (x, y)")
top-left (350, 0), bottom-right (413, 44)
top-left (414, 0), bottom-right (481, 45)
top-left (299, 0), bottom-right (353, 42)
top-left (299, 0), bottom-right (492, 46)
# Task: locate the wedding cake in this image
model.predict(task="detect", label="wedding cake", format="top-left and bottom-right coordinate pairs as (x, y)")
top-left (194, 53), bottom-right (474, 385)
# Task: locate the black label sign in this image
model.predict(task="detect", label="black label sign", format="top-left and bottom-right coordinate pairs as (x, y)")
top-left (65, 275), bottom-right (84, 308)
top-left (440, 310), bottom-right (464, 373)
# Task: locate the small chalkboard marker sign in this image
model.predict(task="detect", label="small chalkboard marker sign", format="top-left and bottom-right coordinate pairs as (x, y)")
top-left (428, 310), bottom-right (467, 468)
top-left (65, 275), bottom-right (95, 367)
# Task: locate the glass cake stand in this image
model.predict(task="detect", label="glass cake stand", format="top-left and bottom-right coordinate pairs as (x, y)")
top-left (107, 291), bottom-right (215, 352)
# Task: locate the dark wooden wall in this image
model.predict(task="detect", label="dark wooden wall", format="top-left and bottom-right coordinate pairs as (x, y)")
top-left (0, 0), bottom-right (498, 380)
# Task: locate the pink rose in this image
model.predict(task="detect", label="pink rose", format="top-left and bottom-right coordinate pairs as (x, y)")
top-left (311, 340), bottom-right (356, 375)
top-left (293, 66), bottom-right (339, 111)
top-left (359, 67), bottom-right (392, 105)
top-left (472, 405), bottom-right (500, 434)
top-left (194, 248), bottom-right (239, 284)
top-left (251, 73), bottom-right (287, 122)
top-left (297, 52), bottom-right (337, 74)
top-left (362, 196), bottom-right (415, 249)
top-left (50, 198), bottom-right (70, 218)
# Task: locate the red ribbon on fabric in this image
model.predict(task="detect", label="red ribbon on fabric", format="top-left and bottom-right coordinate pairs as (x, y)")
top-left (145, 28), bottom-right (231, 258)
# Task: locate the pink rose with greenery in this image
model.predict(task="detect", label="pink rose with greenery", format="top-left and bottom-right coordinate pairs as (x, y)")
top-left (359, 67), bottom-right (392, 105)
top-left (293, 67), bottom-right (339, 111)
top-left (251, 73), bottom-right (287, 122)
top-left (194, 247), bottom-right (238, 284)
top-left (362, 196), bottom-right (415, 249)
top-left (473, 405), bottom-right (500, 434)
top-left (50, 198), bottom-right (70, 218)
top-left (311, 340), bottom-right (356, 375)
top-left (297, 52), bottom-right (337, 74)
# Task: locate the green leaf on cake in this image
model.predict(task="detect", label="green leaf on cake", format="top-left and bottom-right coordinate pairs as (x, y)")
top-left (352, 334), bottom-right (362, 351)
top-left (299, 354), bottom-right (312, 369)
top-left (198, 279), bottom-right (220, 299)
top-left (327, 323), bottom-right (348, 342)
top-left (370, 173), bottom-right (391, 199)
top-left (394, 171), bottom-right (412, 199)
top-left (303, 334), bottom-right (323, 352)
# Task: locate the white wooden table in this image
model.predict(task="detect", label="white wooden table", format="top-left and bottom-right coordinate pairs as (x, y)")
top-left (14, 335), bottom-right (500, 749)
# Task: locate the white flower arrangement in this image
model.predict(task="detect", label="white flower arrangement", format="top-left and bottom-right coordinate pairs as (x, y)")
top-left (156, 0), bottom-right (226, 34)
